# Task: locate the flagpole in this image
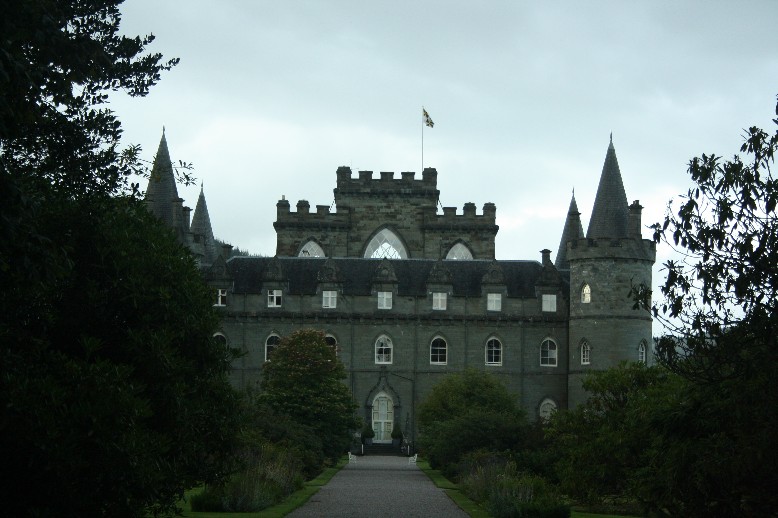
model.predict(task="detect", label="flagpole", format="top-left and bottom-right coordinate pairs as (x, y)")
top-left (421, 108), bottom-right (424, 173)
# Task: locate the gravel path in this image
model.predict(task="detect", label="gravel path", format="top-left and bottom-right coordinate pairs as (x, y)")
top-left (286, 455), bottom-right (469, 518)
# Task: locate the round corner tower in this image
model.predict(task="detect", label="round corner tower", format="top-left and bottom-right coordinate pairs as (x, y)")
top-left (564, 141), bottom-right (656, 408)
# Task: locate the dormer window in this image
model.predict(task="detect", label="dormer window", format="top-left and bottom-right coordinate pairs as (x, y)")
top-left (542, 294), bottom-right (557, 312)
top-left (487, 293), bottom-right (501, 312)
top-left (377, 291), bottom-right (392, 309)
top-left (432, 292), bottom-right (447, 310)
top-left (214, 288), bottom-right (228, 307)
top-left (322, 290), bottom-right (337, 309)
top-left (268, 289), bottom-right (283, 308)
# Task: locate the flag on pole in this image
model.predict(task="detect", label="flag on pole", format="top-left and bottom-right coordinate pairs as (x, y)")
top-left (423, 107), bottom-right (434, 128)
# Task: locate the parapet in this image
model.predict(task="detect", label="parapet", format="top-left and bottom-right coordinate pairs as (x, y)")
top-left (334, 166), bottom-right (440, 196)
top-left (423, 202), bottom-right (499, 230)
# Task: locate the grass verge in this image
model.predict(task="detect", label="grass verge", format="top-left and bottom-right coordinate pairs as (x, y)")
top-left (180, 457), bottom-right (348, 518)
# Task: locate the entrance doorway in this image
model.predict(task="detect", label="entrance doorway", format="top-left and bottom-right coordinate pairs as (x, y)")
top-left (372, 392), bottom-right (394, 443)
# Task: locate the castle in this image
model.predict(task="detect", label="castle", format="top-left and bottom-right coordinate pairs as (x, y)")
top-left (144, 131), bottom-right (655, 442)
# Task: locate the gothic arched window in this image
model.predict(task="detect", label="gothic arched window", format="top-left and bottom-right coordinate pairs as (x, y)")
top-left (430, 337), bottom-right (447, 365)
top-left (299, 240), bottom-right (325, 257)
top-left (540, 339), bottom-right (558, 367)
top-left (638, 340), bottom-right (647, 363)
top-left (580, 341), bottom-right (591, 365)
top-left (446, 242), bottom-right (474, 260)
top-left (486, 337), bottom-right (502, 366)
top-left (364, 228), bottom-right (407, 259)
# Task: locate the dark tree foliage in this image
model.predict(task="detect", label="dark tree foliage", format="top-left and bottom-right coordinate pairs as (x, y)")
top-left (259, 329), bottom-right (359, 463)
top-left (0, 2), bottom-right (242, 516)
top-left (417, 369), bottom-right (528, 475)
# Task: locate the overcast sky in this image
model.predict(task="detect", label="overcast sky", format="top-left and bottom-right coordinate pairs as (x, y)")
top-left (112, 1), bottom-right (777, 328)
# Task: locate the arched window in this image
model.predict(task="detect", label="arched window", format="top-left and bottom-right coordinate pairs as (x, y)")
top-left (540, 339), bottom-right (557, 367)
top-left (299, 240), bottom-right (325, 257)
top-left (539, 398), bottom-right (558, 422)
top-left (581, 284), bottom-right (591, 303)
top-left (638, 340), bottom-right (647, 363)
top-left (375, 335), bottom-right (393, 364)
top-left (265, 334), bottom-right (281, 361)
top-left (325, 334), bottom-right (338, 356)
top-left (430, 337), bottom-right (447, 365)
top-left (580, 341), bottom-right (591, 365)
top-left (364, 228), bottom-right (407, 259)
top-left (213, 333), bottom-right (227, 347)
top-left (485, 337), bottom-right (502, 366)
top-left (445, 242), bottom-right (474, 260)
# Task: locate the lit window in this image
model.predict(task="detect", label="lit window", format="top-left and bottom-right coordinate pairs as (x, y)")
top-left (581, 341), bottom-right (591, 365)
top-left (638, 341), bottom-right (647, 363)
top-left (265, 334), bottom-right (280, 361)
top-left (375, 336), bottom-right (393, 364)
top-left (432, 292), bottom-right (447, 310)
top-left (377, 291), bottom-right (392, 309)
top-left (486, 338), bottom-right (502, 366)
top-left (365, 228), bottom-right (407, 259)
top-left (322, 290), bottom-right (337, 308)
top-left (581, 284), bottom-right (591, 303)
top-left (299, 240), bottom-right (325, 257)
top-left (487, 293), bottom-right (501, 311)
top-left (540, 339), bottom-right (557, 367)
top-left (542, 294), bottom-right (557, 312)
top-left (214, 288), bottom-right (228, 306)
top-left (446, 243), bottom-right (473, 260)
top-left (539, 399), bottom-right (557, 422)
top-left (268, 289), bottom-right (283, 307)
top-left (325, 335), bottom-right (338, 356)
top-left (430, 337), bottom-right (447, 364)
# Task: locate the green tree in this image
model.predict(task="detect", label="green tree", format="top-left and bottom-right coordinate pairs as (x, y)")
top-left (417, 369), bottom-right (528, 475)
top-left (0, 2), bottom-right (243, 516)
top-left (259, 329), bottom-right (358, 463)
top-left (628, 95), bottom-right (778, 515)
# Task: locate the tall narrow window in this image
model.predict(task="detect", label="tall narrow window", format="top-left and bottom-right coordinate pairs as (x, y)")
top-left (638, 341), bottom-right (647, 363)
top-left (540, 339), bottom-right (557, 367)
top-left (377, 291), bottom-right (392, 309)
top-left (268, 289), bottom-right (283, 307)
top-left (430, 337), bottom-right (447, 365)
top-left (486, 338), bottom-right (502, 366)
top-left (581, 284), bottom-right (591, 303)
top-left (432, 292), bottom-right (447, 310)
top-left (325, 335), bottom-right (338, 356)
top-left (542, 294), bottom-right (557, 312)
top-left (265, 334), bottom-right (281, 361)
top-left (375, 336), bottom-right (393, 364)
top-left (580, 341), bottom-right (591, 365)
top-left (322, 290), bottom-right (337, 308)
top-left (214, 288), bottom-right (228, 306)
top-left (487, 293), bottom-right (501, 311)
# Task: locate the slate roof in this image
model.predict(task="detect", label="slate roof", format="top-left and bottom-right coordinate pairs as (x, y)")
top-left (555, 192), bottom-right (585, 270)
top-left (190, 184), bottom-right (218, 265)
top-left (586, 140), bottom-right (629, 239)
top-left (227, 257), bottom-right (556, 298)
top-left (144, 131), bottom-right (180, 228)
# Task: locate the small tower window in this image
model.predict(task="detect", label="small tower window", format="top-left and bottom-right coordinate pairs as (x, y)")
top-left (540, 339), bottom-right (558, 367)
top-left (581, 284), bottom-right (591, 304)
top-left (638, 340), bottom-right (647, 363)
top-left (580, 341), bottom-right (591, 365)
top-left (430, 337), bottom-right (447, 365)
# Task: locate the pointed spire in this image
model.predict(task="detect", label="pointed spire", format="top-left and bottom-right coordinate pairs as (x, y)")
top-left (190, 183), bottom-right (218, 266)
top-left (144, 130), bottom-right (181, 229)
top-left (586, 137), bottom-right (629, 239)
top-left (555, 191), bottom-right (585, 269)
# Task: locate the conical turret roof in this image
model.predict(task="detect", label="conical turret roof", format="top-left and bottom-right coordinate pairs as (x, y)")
top-left (144, 130), bottom-right (180, 228)
top-left (555, 192), bottom-right (585, 269)
top-left (586, 138), bottom-right (629, 239)
top-left (190, 184), bottom-right (218, 266)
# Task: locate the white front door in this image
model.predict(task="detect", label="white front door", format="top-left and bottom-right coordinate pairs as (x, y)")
top-left (372, 392), bottom-right (394, 443)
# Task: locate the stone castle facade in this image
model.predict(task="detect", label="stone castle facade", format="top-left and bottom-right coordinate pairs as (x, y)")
top-left (145, 132), bottom-right (655, 443)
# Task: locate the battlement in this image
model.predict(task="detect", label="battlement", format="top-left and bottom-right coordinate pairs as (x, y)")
top-left (422, 202), bottom-right (498, 230)
top-left (334, 166), bottom-right (439, 198)
top-left (275, 198), bottom-right (351, 228)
